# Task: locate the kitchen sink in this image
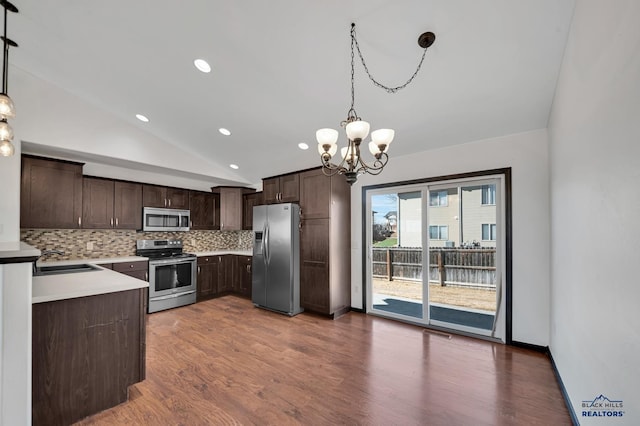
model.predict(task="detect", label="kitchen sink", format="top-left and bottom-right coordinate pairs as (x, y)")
top-left (34, 263), bottom-right (102, 276)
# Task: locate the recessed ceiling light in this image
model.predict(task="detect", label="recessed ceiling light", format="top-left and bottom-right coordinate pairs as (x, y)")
top-left (136, 114), bottom-right (149, 122)
top-left (298, 142), bottom-right (309, 150)
top-left (219, 128), bottom-right (231, 136)
top-left (229, 164), bottom-right (239, 170)
top-left (194, 59), bottom-right (211, 73)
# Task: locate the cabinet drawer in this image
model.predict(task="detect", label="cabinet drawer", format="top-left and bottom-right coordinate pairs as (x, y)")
top-left (113, 260), bottom-right (148, 272)
top-left (197, 256), bottom-right (218, 265)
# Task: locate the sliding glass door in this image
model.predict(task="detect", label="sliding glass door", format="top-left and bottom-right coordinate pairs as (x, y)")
top-left (370, 190), bottom-right (424, 319)
top-left (366, 175), bottom-right (506, 341)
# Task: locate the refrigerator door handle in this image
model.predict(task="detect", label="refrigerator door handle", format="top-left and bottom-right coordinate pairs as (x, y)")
top-left (264, 224), bottom-right (270, 266)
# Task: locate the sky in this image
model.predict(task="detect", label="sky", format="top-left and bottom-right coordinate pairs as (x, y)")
top-left (371, 194), bottom-right (398, 224)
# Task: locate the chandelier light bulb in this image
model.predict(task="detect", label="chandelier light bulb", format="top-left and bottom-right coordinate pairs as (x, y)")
top-left (369, 141), bottom-right (383, 156)
top-left (341, 145), bottom-right (359, 165)
top-left (0, 94), bottom-right (15, 119)
top-left (345, 120), bottom-right (370, 141)
top-left (316, 128), bottom-right (339, 146)
top-left (317, 142), bottom-right (337, 157)
top-left (0, 140), bottom-right (14, 156)
top-left (0, 120), bottom-right (14, 141)
top-left (371, 129), bottom-right (395, 146)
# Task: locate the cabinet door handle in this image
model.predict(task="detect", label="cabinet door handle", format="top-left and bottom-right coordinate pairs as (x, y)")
top-left (145, 271), bottom-right (149, 281)
top-left (198, 266), bottom-right (201, 274)
top-left (168, 199), bottom-right (172, 207)
top-left (110, 218), bottom-right (114, 226)
top-left (164, 198), bottom-right (167, 207)
top-left (246, 264), bottom-right (251, 273)
top-left (78, 216), bottom-right (82, 227)
top-left (115, 218), bottom-right (119, 227)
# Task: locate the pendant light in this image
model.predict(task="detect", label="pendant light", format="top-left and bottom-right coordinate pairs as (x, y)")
top-left (0, 0), bottom-right (18, 157)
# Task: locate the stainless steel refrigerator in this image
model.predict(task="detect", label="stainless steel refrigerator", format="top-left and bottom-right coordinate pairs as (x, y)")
top-left (252, 203), bottom-right (303, 316)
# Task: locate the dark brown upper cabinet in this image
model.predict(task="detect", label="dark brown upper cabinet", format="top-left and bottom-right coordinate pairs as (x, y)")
top-left (21, 156), bottom-right (84, 229)
top-left (189, 190), bottom-right (217, 230)
top-left (242, 191), bottom-right (263, 230)
top-left (262, 173), bottom-right (299, 204)
top-left (142, 185), bottom-right (189, 209)
top-left (83, 177), bottom-right (142, 229)
top-left (114, 181), bottom-right (143, 229)
top-left (211, 187), bottom-right (256, 231)
top-left (298, 168), bottom-right (332, 219)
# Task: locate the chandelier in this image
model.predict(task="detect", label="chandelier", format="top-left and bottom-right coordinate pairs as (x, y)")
top-left (316, 23), bottom-right (435, 185)
top-left (0, 0), bottom-right (18, 157)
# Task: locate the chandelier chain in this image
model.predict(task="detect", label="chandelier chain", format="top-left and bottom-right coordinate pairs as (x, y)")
top-left (352, 24), bottom-right (428, 94)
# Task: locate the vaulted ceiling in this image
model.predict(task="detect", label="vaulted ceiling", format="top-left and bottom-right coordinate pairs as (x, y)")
top-left (10, 0), bottom-right (575, 189)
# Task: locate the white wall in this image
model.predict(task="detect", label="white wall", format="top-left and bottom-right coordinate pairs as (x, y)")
top-left (548, 0), bottom-right (640, 423)
top-left (1, 262), bottom-right (32, 425)
top-left (0, 138), bottom-right (32, 424)
top-left (351, 128), bottom-right (551, 346)
top-left (0, 141), bottom-right (21, 242)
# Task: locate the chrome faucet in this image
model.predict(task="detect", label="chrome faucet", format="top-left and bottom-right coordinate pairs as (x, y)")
top-left (33, 249), bottom-right (65, 275)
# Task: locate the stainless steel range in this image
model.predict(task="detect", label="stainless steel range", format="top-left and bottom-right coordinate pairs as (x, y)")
top-left (136, 239), bottom-right (197, 313)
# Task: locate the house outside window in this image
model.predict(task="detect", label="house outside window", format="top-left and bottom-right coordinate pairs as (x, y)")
top-left (429, 190), bottom-right (448, 207)
top-left (482, 185), bottom-right (496, 205)
top-left (429, 225), bottom-right (448, 240)
top-left (482, 223), bottom-right (496, 240)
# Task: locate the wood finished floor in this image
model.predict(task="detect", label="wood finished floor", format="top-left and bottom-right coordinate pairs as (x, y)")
top-left (76, 296), bottom-right (571, 425)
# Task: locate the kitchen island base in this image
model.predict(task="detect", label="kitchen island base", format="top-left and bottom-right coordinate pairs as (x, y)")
top-left (32, 288), bottom-right (146, 425)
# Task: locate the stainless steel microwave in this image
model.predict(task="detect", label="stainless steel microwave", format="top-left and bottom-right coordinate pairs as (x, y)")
top-left (142, 207), bottom-right (190, 232)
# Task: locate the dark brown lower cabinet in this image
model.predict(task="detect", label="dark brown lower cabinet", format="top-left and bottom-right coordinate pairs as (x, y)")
top-left (300, 218), bottom-right (331, 313)
top-left (32, 288), bottom-right (146, 426)
top-left (112, 260), bottom-right (148, 281)
top-left (236, 255), bottom-right (252, 297)
top-left (217, 255), bottom-right (233, 293)
top-left (300, 217), bottom-right (351, 317)
top-left (197, 256), bottom-right (220, 301)
top-left (196, 255), bottom-right (252, 301)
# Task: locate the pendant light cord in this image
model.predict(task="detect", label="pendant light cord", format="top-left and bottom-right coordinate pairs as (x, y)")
top-left (351, 23), bottom-right (430, 94)
top-left (2, 5), bottom-right (7, 93)
top-left (343, 23), bottom-right (359, 124)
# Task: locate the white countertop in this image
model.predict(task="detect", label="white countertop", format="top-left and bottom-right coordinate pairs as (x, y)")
top-left (0, 241), bottom-right (40, 261)
top-left (33, 265), bottom-right (149, 304)
top-left (195, 250), bottom-right (252, 256)
top-left (31, 252), bottom-right (249, 303)
top-left (37, 256), bottom-right (149, 267)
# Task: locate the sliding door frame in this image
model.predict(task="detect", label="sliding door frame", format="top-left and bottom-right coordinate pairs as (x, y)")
top-left (361, 168), bottom-right (513, 344)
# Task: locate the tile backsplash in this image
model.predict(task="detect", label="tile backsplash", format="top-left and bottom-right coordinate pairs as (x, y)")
top-left (21, 229), bottom-right (254, 261)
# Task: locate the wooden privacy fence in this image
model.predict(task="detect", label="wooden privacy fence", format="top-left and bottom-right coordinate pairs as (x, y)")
top-left (371, 247), bottom-right (496, 289)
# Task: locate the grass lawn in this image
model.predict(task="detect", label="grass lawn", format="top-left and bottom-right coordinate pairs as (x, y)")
top-left (373, 238), bottom-right (397, 247)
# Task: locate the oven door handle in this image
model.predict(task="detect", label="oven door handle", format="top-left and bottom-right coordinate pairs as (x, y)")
top-left (148, 258), bottom-right (196, 266)
top-left (149, 290), bottom-right (196, 301)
